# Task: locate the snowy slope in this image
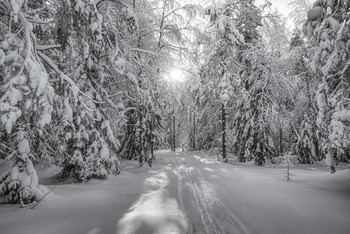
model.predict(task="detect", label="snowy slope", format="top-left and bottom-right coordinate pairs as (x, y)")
top-left (1, 150), bottom-right (350, 234)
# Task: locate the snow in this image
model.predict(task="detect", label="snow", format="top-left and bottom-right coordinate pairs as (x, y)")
top-left (1, 150), bottom-right (350, 234)
top-left (0, 49), bottom-right (5, 66)
top-left (307, 6), bottom-right (323, 21)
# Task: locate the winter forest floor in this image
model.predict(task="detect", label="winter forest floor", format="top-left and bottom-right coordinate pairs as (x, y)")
top-left (1, 150), bottom-right (350, 234)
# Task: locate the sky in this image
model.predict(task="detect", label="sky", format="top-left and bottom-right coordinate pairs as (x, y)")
top-left (256, 0), bottom-right (292, 17)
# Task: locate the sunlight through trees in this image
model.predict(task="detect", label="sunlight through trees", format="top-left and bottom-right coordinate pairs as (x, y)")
top-left (1, 0), bottom-right (350, 206)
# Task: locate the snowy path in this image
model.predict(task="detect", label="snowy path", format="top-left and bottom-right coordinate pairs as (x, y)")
top-left (118, 150), bottom-right (350, 234)
top-left (167, 151), bottom-right (350, 234)
top-left (1, 150), bottom-right (350, 234)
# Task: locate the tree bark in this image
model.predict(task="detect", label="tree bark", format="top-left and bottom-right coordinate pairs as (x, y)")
top-left (279, 125), bottom-right (283, 155)
top-left (193, 112), bottom-right (196, 150)
top-left (222, 103), bottom-right (227, 162)
top-left (172, 104), bottom-right (176, 152)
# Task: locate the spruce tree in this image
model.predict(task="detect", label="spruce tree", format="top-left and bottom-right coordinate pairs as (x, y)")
top-left (232, 0), bottom-right (275, 164)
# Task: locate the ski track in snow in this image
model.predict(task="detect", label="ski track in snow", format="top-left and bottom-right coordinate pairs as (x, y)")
top-left (173, 157), bottom-right (223, 234)
top-left (171, 155), bottom-right (249, 234)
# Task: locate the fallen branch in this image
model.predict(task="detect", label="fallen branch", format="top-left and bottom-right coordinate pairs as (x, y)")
top-left (30, 185), bottom-right (57, 209)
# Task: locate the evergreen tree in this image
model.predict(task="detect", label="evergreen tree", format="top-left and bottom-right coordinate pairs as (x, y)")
top-left (234, 44), bottom-right (275, 164)
top-left (0, 0), bottom-right (150, 185)
top-left (197, 1), bottom-right (243, 152)
top-left (304, 0), bottom-right (350, 172)
top-left (0, 0), bottom-right (58, 203)
top-left (198, 0), bottom-right (280, 165)
top-left (105, 0), bottom-right (163, 166)
top-left (286, 30), bottom-right (322, 163)
top-left (231, 0), bottom-right (276, 165)
top-left (43, 0), bottom-right (124, 180)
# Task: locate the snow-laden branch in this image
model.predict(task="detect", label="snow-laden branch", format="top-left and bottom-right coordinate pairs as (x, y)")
top-left (26, 6), bottom-right (48, 14)
top-left (130, 48), bottom-right (157, 57)
top-left (37, 51), bottom-right (70, 83)
top-left (37, 51), bottom-right (104, 105)
top-left (163, 5), bottom-right (194, 20)
top-left (108, 91), bottom-right (123, 98)
top-left (24, 16), bottom-right (50, 25)
top-left (17, 12), bottom-right (32, 74)
top-left (124, 92), bottom-right (137, 102)
top-left (0, 1), bottom-right (10, 13)
top-left (36, 44), bottom-right (62, 51)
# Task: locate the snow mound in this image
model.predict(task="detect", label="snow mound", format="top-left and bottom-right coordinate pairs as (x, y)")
top-left (116, 171), bottom-right (188, 234)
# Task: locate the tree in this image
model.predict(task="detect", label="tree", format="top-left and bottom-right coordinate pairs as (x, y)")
top-left (230, 0), bottom-right (278, 165)
top-left (0, 0), bottom-right (155, 188)
top-left (197, 0), bottom-right (282, 165)
top-left (303, 0), bottom-right (350, 172)
top-left (0, 0), bottom-right (58, 203)
top-left (285, 30), bottom-right (322, 163)
top-left (289, 0), bottom-right (313, 29)
top-left (260, 7), bottom-right (289, 57)
top-left (233, 44), bottom-right (276, 165)
top-left (197, 1), bottom-right (243, 155)
top-left (104, 0), bottom-right (163, 166)
top-left (43, 0), bottom-right (125, 180)
top-left (150, 0), bottom-right (197, 152)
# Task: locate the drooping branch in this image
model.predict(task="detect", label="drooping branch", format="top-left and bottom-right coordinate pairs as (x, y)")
top-left (36, 44), bottom-right (62, 51)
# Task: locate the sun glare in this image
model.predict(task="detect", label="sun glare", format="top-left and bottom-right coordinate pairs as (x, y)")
top-left (169, 68), bottom-right (185, 82)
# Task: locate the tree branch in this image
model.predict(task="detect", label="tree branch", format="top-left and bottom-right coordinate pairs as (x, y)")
top-left (36, 44), bottom-right (62, 51)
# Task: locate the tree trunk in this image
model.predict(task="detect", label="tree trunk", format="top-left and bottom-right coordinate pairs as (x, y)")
top-left (279, 125), bottom-right (283, 155)
top-left (139, 104), bottom-right (144, 166)
top-left (172, 105), bottom-right (176, 152)
top-left (193, 111), bottom-right (196, 150)
top-left (150, 119), bottom-right (154, 157)
top-left (222, 103), bottom-right (227, 162)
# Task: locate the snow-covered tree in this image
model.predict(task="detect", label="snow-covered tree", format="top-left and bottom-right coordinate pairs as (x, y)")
top-left (289, 0), bottom-right (313, 29)
top-left (259, 7), bottom-right (289, 57)
top-left (0, 0), bottom-right (57, 202)
top-left (230, 1), bottom-right (277, 165)
top-left (41, 0), bottom-right (125, 180)
top-left (284, 30), bottom-right (322, 164)
top-left (233, 44), bottom-right (276, 164)
top-left (147, 0), bottom-right (198, 153)
top-left (304, 0), bottom-right (350, 172)
top-left (0, 131), bottom-right (48, 205)
top-left (198, 0), bottom-right (281, 165)
top-left (115, 0), bottom-right (181, 164)
top-left (0, 0), bottom-right (151, 187)
top-left (197, 1), bottom-right (243, 152)
top-left (294, 114), bottom-right (319, 163)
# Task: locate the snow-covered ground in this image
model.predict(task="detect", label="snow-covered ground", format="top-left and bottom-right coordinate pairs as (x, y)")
top-left (1, 150), bottom-right (350, 234)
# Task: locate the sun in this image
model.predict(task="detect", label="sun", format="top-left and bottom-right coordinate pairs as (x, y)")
top-left (169, 68), bottom-right (185, 82)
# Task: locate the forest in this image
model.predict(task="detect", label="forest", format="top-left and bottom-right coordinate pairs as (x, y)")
top-left (0, 0), bottom-right (350, 208)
